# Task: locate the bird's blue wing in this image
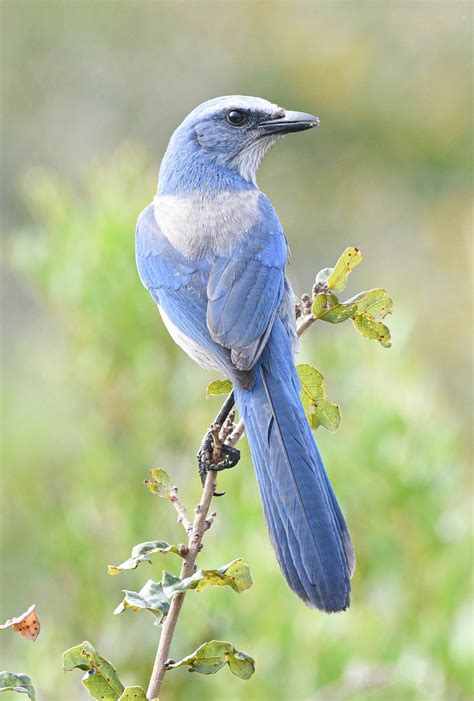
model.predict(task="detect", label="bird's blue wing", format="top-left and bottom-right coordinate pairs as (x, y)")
top-left (136, 204), bottom-right (254, 388)
top-left (207, 195), bottom-right (288, 370)
top-left (136, 205), bottom-right (203, 295)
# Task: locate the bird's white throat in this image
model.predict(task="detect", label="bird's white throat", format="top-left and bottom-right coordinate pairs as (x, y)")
top-left (153, 189), bottom-right (260, 259)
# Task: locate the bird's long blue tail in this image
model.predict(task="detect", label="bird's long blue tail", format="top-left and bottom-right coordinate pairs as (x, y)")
top-left (234, 317), bottom-right (355, 612)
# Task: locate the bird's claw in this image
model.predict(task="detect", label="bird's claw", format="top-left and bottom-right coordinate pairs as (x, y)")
top-left (197, 427), bottom-right (241, 497)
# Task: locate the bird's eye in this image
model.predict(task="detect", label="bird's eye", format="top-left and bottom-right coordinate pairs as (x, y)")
top-left (226, 110), bottom-right (247, 126)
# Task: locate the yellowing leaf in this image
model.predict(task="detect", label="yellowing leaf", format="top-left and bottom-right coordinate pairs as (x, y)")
top-left (206, 379), bottom-right (233, 397)
top-left (162, 559), bottom-right (252, 597)
top-left (297, 364), bottom-right (341, 432)
top-left (353, 313), bottom-right (391, 348)
top-left (167, 640), bottom-right (255, 679)
top-left (108, 540), bottom-right (181, 575)
top-left (62, 641), bottom-right (124, 700)
top-left (114, 579), bottom-right (170, 623)
top-left (144, 468), bottom-right (171, 498)
top-left (326, 247), bottom-right (362, 291)
top-left (347, 288), bottom-right (393, 318)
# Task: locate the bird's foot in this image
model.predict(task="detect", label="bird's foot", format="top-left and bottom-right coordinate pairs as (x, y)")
top-left (197, 422), bottom-right (241, 497)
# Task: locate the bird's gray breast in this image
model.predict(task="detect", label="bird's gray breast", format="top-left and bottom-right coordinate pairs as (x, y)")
top-left (153, 190), bottom-right (260, 259)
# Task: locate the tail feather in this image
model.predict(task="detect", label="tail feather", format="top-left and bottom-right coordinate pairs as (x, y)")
top-left (240, 400), bottom-right (316, 601)
top-left (255, 427), bottom-right (319, 602)
top-left (235, 317), bottom-right (354, 612)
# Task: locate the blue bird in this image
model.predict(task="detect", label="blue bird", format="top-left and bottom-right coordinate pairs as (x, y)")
top-left (136, 96), bottom-right (355, 612)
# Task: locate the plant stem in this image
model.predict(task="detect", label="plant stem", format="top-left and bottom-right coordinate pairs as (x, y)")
top-left (296, 314), bottom-right (316, 337)
top-left (226, 418), bottom-right (245, 446)
top-left (146, 393), bottom-right (236, 700)
top-left (146, 468), bottom-right (217, 699)
top-left (169, 486), bottom-right (193, 534)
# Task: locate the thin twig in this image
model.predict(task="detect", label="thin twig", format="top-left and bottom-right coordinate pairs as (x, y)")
top-left (146, 469), bottom-right (217, 699)
top-left (169, 486), bottom-right (193, 535)
top-left (225, 419), bottom-right (245, 446)
top-left (219, 409), bottom-right (235, 443)
top-left (296, 314), bottom-right (316, 337)
top-left (146, 395), bottom-right (235, 700)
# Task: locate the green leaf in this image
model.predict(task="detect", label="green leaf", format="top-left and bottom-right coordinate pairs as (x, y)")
top-left (346, 288), bottom-right (393, 318)
top-left (0, 672), bottom-right (35, 699)
top-left (162, 559), bottom-right (252, 598)
top-left (311, 292), bottom-right (328, 318)
top-left (323, 303), bottom-right (358, 323)
top-left (353, 312), bottom-right (391, 348)
top-left (108, 540), bottom-right (182, 575)
top-left (326, 247), bottom-right (362, 291)
top-left (167, 640), bottom-right (255, 679)
top-left (144, 468), bottom-right (171, 497)
top-left (227, 648), bottom-right (256, 680)
top-left (311, 292), bottom-right (356, 324)
top-left (206, 379), bottom-right (233, 397)
top-left (297, 364), bottom-right (341, 432)
top-left (118, 688), bottom-right (148, 701)
top-left (114, 579), bottom-right (170, 622)
top-left (62, 641), bottom-right (124, 700)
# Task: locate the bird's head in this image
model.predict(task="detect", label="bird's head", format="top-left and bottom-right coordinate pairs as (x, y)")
top-left (158, 95), bottom-right (319, 194)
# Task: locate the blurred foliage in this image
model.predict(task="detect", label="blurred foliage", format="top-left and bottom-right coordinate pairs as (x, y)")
top-left (0, 672), bottom-right (36, 700)
top-left (1, 3), bottom-right (472, 700)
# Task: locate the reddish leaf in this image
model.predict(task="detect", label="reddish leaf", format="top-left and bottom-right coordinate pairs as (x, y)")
top-left (0, 604), bottom-right (41, 641)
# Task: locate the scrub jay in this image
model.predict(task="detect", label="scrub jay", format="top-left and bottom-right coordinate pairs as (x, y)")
top-left (136, 96), bottom-right (354, 612)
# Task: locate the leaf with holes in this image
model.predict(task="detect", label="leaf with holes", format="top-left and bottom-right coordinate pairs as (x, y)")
top-left (114, 579), bottom-right (170, 622)
top-left (162, 559), bottom-right (252, 598)
top-left (297, 364), bottom-right (341, 432)
top-left (0, 672), bottom-right (36, 699)
top-left (207, 379), bottom-right (233, 397)
top-left (108, 540), bottom-right (182, 575)
top-left (167, 640), bottom-right (255, 679)
top-left (353, 312), bottom-right (391, 348)
top-left (62, 641), bottom-right (124, 700)
top-left (144, 468), bottom-right (171, 497)
top-left (326, 247), bottom-right (362, 291)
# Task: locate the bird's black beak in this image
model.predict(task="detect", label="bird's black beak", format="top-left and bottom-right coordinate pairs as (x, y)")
top-left (259, 110), bottom-right (320, 135)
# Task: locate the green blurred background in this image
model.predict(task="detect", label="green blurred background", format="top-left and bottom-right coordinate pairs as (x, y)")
top-left (1, 2), bottom-right (472, 700)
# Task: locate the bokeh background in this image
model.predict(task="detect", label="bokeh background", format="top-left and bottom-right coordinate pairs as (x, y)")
top-left (1, 2), bottom-right (472, 700)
